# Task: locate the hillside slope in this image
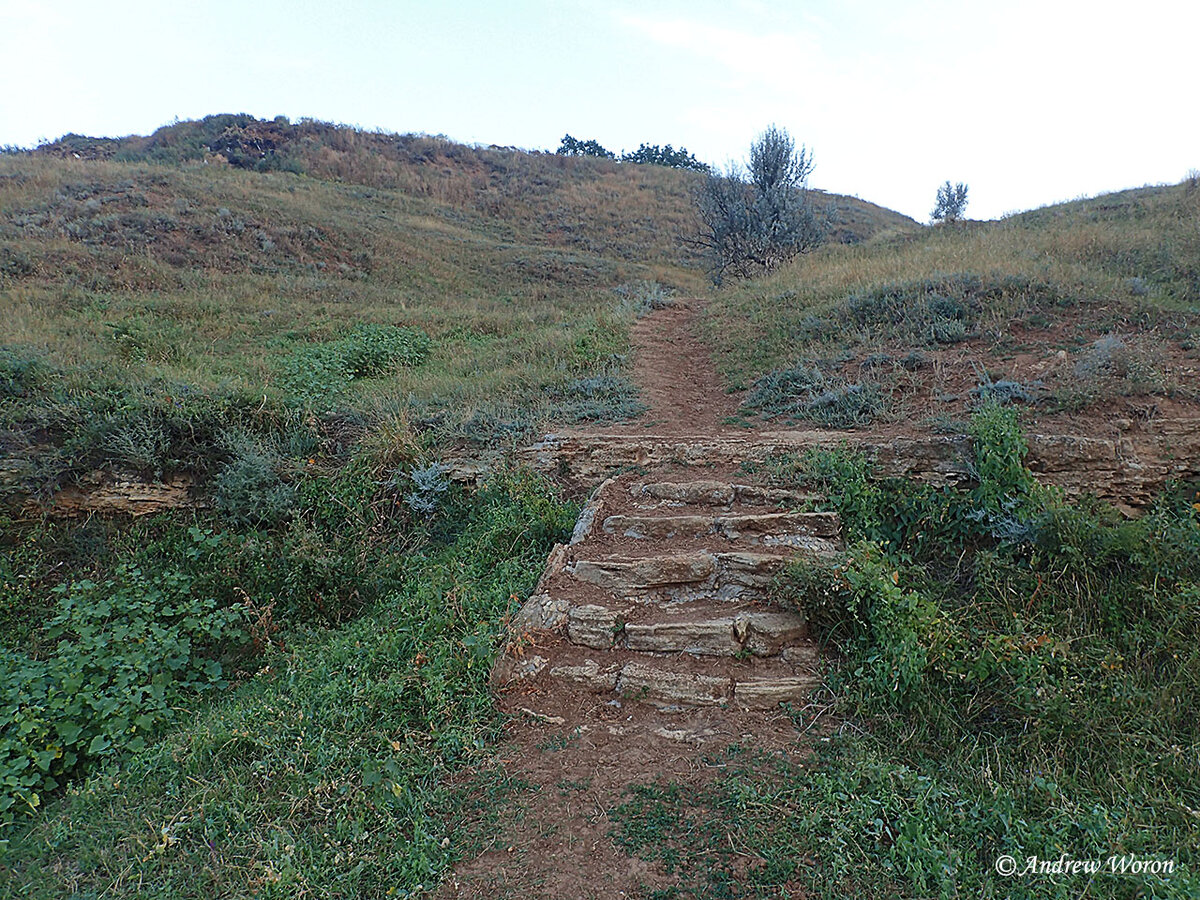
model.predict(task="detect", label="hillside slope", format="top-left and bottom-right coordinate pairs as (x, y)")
top-left (704, 178), bottom-right (1200, 437)
top-left (1, 116), bottom-right (918, 499)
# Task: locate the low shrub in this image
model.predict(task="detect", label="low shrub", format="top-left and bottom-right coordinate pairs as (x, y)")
top-left (0, 348), bottom-right (45, 398)
top-left (613, 280), bottom-right (676, 317)
top-left (970, 374), bottom-right (1044, 406)
top-left (804, 382), bottom-right (885, 428)
top-left (0, 538), bottom-right (246, 831)
top-left (337, 323), bottom-right (431, 378)
top-left (404, 461), bottom-right (451, 514)
top-left (212, 431), bottom-right (297, 527)
top-left (555, 375), bottom-right (646, 423)
top-left (742, 365), bottom-right (885, 428)
top-left (784, 541), bottom-right (942, 706)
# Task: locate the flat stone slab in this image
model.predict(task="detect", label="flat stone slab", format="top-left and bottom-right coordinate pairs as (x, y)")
top-left (513, 427), bottom-right (1200, 513)
top-left (549, 659), bottom-right (620, 691)
top-left (619, 609), bottom-right (807, 656)
top-left (632, 480), bottom-right (735, 506)
top-left (624, 617), bottom-right (740, 655)
top-left (602, 511), bottom-right (841, 543)
top-left (570, 553), bottom-right (718, 591)
top-left (616, 662), bottom-right (732, 706)
top-left (567, 603), bottom-right (630, 649)
top-left (510, 591), bottom-right (570, 631)
top-left (603, 514), bottom-right (717, 539)
top-left (739, 611), bottom-right (809, 655)
top-left (733, 675), bottom-right (818, 708)
top-left (630, 480), bottom-right (818, 509)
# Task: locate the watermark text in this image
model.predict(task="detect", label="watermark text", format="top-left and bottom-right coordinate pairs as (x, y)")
top-left (995, 853), bottom-right (1176, 878)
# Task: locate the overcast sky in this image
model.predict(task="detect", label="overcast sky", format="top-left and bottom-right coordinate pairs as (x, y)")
top-left (2, 0), bottom-right (1196, 221)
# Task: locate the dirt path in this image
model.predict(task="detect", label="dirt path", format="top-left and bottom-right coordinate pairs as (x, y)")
top-left (582, 298), bottom-right (745, 436)
top-left (436, 301), bottom-right (825, 898)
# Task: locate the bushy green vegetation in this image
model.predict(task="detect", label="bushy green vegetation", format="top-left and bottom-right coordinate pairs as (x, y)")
top-left (609, 406), bottom-right (1200, 897)
top-left (276, 323), bottom-right (431, 409)
top-left (556, 134), bottom-right (616, 159)
top-left (1, 543), bottom-right (245, 826)
top-left (621, 143), bottom-right (708, 172)
top-left (2, 469), bottom-right (575, 897)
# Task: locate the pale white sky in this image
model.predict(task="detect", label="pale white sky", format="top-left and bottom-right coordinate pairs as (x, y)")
top-left (1, 0), bottom-right (1196, 221)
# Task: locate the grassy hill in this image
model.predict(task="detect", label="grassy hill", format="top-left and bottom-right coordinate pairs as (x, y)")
top-left (1, 116), bottom-right (917, 500)
top-left (0, 117), bottom-right (920, 894)
top-left (705, 179), bottom-right (1200, 432)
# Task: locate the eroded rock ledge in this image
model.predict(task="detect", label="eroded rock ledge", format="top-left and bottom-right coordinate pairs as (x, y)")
top-left (467, 421), bottom-right (1200, 514)
top-left (11, 420), bottom-right (1198, 519)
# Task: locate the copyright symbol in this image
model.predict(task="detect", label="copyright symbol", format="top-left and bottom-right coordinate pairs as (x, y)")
top-left (995, 855), bottom-right (1018, 876)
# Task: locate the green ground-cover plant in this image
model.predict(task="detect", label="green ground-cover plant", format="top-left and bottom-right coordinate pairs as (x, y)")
top-left (0, 546), bottom-right (246, 829)
top-left (276, 323), bottom-right (431, 409)
top-left (2, 469), bottom-right (575, 896)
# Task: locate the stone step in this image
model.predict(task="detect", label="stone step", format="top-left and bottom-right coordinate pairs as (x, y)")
top-left (631, 480), bottom-right (818, 509)
top-left (602, 511), bottom-right (840, 548)
top-left (566, 601), bottom-right (807, 656)
top-left (568, 550), bottom-right (821, 602)
top-left (625, 610), bottom-right (807, 656)
top-left (547, 654), bottom-right (819, 709)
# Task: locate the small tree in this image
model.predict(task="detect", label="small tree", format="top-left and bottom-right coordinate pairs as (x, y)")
top-left (691, 125), bottom-right (826, 283)
top-left (556, 134), bottom-right (615, 159)
top-left (932, 181), bottom-right (969, 223)
top-left (621, 143), bottom-right (708, 172)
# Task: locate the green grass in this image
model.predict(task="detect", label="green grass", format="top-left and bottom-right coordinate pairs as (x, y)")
top-left (1, 469), bottom-right (575, 897)
top-left (0, 154), bottom-right (677, 486)
top-left (0, 162), bottom-right (689, 507)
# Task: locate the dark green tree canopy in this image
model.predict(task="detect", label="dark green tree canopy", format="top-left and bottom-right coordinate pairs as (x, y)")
top-left (556, 134), bottom-right (615, 159)
top-left (621, 143), bottom-right (709, 172)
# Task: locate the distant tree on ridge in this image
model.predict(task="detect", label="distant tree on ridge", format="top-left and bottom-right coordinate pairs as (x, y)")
top-left (932, 181), bottom-right (969, 223)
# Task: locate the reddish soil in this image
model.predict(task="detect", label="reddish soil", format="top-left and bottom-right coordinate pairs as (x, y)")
top-left (437, 687), bottom-right (820, 899)
top-left (579, 299), bottom-right (746, 436)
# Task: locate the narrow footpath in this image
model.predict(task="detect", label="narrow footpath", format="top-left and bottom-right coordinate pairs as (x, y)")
top-left (436, 300), bottom-right (836, 898)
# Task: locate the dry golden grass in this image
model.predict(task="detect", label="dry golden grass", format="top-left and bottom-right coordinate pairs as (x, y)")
top-left (704, 180), bottom-right (1200, 389)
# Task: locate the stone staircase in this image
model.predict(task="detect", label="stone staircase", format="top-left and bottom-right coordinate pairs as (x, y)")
top-left (493, 469), bottom-right (843, 710)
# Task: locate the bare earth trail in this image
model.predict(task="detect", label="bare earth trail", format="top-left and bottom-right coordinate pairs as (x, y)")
top-left (606, 299), bottom-right (744, 436)
top-left (436, 300), bottom-right (831, 898)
